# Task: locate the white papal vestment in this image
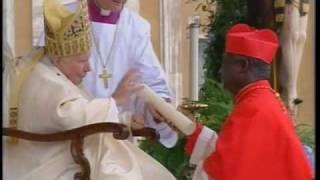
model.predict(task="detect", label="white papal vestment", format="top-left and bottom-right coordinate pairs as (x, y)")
top-left (37, 3), bottom-right (178, 148)
top-left (3, 56), bottom-right (176, 180)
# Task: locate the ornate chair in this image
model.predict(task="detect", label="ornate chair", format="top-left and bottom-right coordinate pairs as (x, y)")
top-left (3, 122), bottom-right (159, 180)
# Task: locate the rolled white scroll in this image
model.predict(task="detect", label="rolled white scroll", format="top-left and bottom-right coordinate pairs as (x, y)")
top-left (136, 84), bottom-right (196, 135)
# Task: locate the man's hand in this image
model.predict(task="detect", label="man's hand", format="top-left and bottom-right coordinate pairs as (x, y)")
top-left (131, 113), bottom-right (145, 130)
top-left (145, 98), bottom-right (182, 133)
top-left (112, 69), bottom-right (143, 105)
top-left (146, 98), bottom-right (171, 123)
top-left (148, 101), bottom-right (199, 135)
top-left (147, 103), bottom-right (164, 123)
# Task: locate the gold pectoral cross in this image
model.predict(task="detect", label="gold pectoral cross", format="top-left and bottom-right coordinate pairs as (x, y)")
top-left (99, 69), bottom-right (112, 88)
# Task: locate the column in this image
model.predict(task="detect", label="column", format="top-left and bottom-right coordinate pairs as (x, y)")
top-left (160, 0), bottom-right (183, 107)
top-left (189, 16), bottom-right (200, 101)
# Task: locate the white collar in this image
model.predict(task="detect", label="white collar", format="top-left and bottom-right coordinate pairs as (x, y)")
top-left (100, 8), bottom-right (112, 16)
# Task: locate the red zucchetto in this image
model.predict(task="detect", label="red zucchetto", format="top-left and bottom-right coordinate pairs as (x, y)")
top-left (225, 24), bottom-right (279, 64)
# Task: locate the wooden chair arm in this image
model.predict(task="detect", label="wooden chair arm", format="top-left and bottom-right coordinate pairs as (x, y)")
top-left (3, 123), bottom-right (159, 180)
top-left (3, 122), bottom-right (129, 180)
top-left (3, 122), bottom-right (130, 141)
top-left (132, 127), bottom-right (159, 141)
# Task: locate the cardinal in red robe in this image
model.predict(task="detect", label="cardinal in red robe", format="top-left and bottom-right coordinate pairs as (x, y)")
top-left (184, 24), bottom-right (313, 180)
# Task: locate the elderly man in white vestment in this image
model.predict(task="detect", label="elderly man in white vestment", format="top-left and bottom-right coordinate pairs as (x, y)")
top-left (3, 0), bottom-right (176, 179)
top-left (37, 0), bottom-right (178, 148)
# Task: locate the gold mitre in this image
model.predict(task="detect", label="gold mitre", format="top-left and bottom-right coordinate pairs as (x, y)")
top-left (44, 0), bottom-right (91, 56)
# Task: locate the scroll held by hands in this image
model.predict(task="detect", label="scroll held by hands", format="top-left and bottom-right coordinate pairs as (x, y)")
top-left (136, 84), bottom-right (196, 135)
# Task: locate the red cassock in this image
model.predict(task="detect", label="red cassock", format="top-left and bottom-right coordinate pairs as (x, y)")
top-left (185, 80), bottom-right (313, 180)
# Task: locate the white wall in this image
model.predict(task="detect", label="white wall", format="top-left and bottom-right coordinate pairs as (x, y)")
top-left (125, 0), bottom-right (140, 13)
top-left (3, 0), bottom-right (15, 57)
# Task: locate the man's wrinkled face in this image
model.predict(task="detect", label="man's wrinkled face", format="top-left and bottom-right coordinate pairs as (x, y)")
top-left (96, 0), bottom-right (127, 11)
top-left (53, 53), bottom-right (91, 85)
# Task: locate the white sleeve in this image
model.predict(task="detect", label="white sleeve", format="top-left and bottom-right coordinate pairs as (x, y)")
top-left (134, 96), bottom-right (178, 148)
top-left (55, 97), bottom-right (120, 130)
top-left (131, 22), bottom-right (171, 99)
top-left (128, 19), bottom-right (177, 147)
top-left (189, 127), bottom-right (218, 165)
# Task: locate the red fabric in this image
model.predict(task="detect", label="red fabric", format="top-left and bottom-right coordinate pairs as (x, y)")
top-left (189, 80), bottom-right (313, 180)
top-left (225, 24), bottom-right (278, 64)
top-left (185, 123), bottom-right (203, 155)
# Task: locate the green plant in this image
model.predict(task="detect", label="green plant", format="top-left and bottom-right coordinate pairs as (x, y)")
top-left (140, 138), bottom-right (191, 179)
top-left (198, 79), bottom-right (233, 132)
top-left (295, 123), bottom-right (315, 150)
top-left (196, 0), bottom-right (248, 82)
top-left (140, 78), bottom-right (233, 179)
